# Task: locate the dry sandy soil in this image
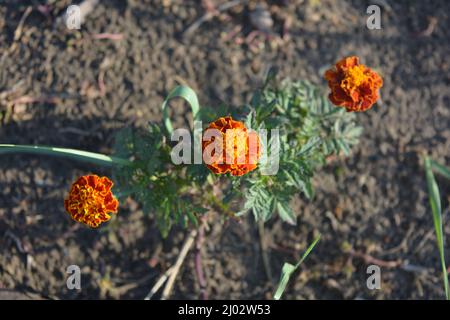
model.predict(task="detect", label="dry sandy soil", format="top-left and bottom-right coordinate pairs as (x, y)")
top-left (1, 0), bottom-right (450, 299)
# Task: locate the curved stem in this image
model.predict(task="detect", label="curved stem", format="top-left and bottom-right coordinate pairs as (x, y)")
top-left (0, 144), bottom-right (132, 167)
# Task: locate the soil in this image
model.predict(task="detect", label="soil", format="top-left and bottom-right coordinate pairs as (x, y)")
top-left (1, 0), bottom-right (450, 300)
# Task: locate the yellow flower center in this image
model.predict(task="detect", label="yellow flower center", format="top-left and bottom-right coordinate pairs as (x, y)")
top-left (224, 128), bottom-right (248, 164)
top-left (341, 65), bottom-right (366, 92)
top-left (78, 186), bottom-right (99, 216)
top-left (65, 175), bottom-right (118, 228)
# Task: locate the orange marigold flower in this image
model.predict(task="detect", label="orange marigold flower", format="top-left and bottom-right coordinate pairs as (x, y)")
top-left (64, 175), bottom-right (119, 228)
top-left (202, 116), bottom-right (261, 176)
top-left (324, 56), bottom-right (383, 112)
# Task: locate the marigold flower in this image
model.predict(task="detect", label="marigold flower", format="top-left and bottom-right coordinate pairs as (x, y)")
top-left (202, 116), bottom-right (261, 176)
top-left (324, 56), bottom-right (383, 112)
top-left (64, 175), bottom-right (119, 228)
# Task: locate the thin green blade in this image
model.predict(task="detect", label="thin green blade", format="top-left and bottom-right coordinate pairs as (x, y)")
top-left (0, 144), bottom-right (131, 167)
top-left (161, 85), bottom-right (200, 134)
top-left (295, 235), bottom-right (321, 268)
top-left (273, 234), bottom-right (321, 300)
top-left (425, 156), bottom-right (449, 300)
top-left (273, 263), bottom-right (296, 300)
top-left (430, 159), bottom-right (450, 180)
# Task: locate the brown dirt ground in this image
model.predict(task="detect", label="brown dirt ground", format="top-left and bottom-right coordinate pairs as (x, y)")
top-left (1, 0), bottom-right (450, 299)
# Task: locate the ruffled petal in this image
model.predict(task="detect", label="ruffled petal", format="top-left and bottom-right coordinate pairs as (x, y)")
top-left (202, 117), bottom-right (261, 176)
top-left (64, 175), bottom-right (119, 228)
top-left (324, 56), bottom-right (383, 112)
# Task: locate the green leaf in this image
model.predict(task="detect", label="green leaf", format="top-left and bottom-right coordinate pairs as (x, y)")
top-left (430, 159), bottom-right (450, 180)
top-left (161, 85), bottom-right (200, 134)
top-left (244, 109), bottom-right (256, 130)
top-left (345, 126), bottom-right (363, 139)
top-left (277, 201), bottom-right (296, 225)
top-left (424, 156), bottom-right (449, 300)
top-left (336, 139), bottom-right (350, 156)
top-left (297, 137), bottom-right (320, 157)
top-left (302, 178), bottom-right (314, 199)
top-left (273, 234), bottom-right (321, 300)
top-left (186, 210), bottom-right (199, 227)
top-left (273, 263), bottom-right (296, 300)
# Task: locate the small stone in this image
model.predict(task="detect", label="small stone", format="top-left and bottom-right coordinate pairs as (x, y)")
top-left (249, 4), bottom-right (274, 33)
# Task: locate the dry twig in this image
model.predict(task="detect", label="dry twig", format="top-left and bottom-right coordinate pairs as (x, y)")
top-left (349, 249), bottom-right (402, 268)
top-left (194, 218), bottom-right (208, 299)
top-left (183, 0), bottom-right (247, 36)
top-left (1, 6), bottom-right (32, 63)
top-left (161, 229), bottom-right (197, 299)
top-left (258, 220), bottom-right (273, 282)
top-left (415, 17), bottom-right (438, 37)
top-left (144, 266), bottom-right (174, 300)
top-left (144, 229), bottom-right (197, 300)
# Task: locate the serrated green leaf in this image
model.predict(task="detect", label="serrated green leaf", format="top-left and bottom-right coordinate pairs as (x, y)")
top-left (186, 210), bottom-right (199, 227)
top-left (302, 178), bottom-right (314, 199)
top-left (336, 139), bottom-right (350, 156)
top-left (277, 201), bottom-right (296, 225)
top-left (297, 137), bottom-right (320, 157)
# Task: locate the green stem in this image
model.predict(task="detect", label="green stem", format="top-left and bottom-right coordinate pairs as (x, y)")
top-left (0, 144), bottom-right (132, 167)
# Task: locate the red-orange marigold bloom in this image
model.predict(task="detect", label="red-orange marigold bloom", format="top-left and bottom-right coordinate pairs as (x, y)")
top-left (202, 116), bottom-right (261, 176)
top-left (324, 56), bottom-right (383, 112)
top-left (64, 175), bottom-right (119, 228)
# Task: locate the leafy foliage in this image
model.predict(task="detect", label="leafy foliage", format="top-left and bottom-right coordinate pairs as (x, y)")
top-left (112, 123), bottom-right (207, 237)
top-left (237, 79), bottom-right (362, 224)
top-left (111, 79), bottom-right (362, 235)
